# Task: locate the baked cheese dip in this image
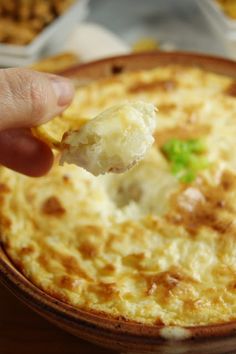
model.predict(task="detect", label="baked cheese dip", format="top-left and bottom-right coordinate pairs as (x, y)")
top-left (60, 101), bottom-right (157, 175)
top-left (1, 65), bottom-right (236, 327)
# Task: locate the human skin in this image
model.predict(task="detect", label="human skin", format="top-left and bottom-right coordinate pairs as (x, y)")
top-left (0, 68), bottom-right (74, 177)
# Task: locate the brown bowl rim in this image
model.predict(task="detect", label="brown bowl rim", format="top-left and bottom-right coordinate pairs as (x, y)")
top-left (61, 51), bottom-right (236, 80)
top-left (1, 51), bottom-right (236, 340)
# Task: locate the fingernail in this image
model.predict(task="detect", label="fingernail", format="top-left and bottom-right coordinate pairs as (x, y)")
top-left (50, 76), bottom-right (74, 107)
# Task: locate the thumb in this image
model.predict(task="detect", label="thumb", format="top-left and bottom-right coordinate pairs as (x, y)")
top-left (0, 68), bottom-right (74, 131)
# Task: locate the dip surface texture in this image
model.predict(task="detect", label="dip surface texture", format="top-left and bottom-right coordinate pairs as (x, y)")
top-left (1, 65), bottom-right (236, 326)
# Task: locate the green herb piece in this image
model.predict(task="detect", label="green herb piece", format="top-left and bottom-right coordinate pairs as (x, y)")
top-left (161, 138), bottom-right (208, 183)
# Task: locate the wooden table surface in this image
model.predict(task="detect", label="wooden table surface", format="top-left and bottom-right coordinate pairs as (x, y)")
top-left (0, 282), bottom-right (116, 354)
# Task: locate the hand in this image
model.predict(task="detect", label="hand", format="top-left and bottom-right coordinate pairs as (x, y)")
top-left (0, 68), bottom-right (74, 177)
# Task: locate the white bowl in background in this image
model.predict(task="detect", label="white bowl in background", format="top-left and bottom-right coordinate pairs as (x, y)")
top-left (198, 0), bottom-right (236, 59)
top-left (0, 0), bottom-right (89, 67)
top-left (199, 0), bottom-right (236, 33)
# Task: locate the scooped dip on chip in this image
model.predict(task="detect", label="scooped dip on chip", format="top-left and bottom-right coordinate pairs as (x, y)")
top-left (59, 101), bottom-right (157, 175)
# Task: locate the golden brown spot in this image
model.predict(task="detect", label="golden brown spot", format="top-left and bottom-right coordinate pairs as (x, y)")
top-left (37, 241), bottom-right (92, 281)
top-left (100, 264), bottom-right (116, 275)
top-left (211, 295), bottom-right (225, 307)
top-left (213, 265), bottom-right (232, 277)
top-left (147, 270), bottom-right (180, 293)
top-left (38, 254), bottom-right (49, 269)
top-left (57, 275), bottom-right (74, 290)
top-left (56, 275), bottom-right (82, 291)
top-left (129, 79), bottom-right (177, 94)
top-left (18, 245), bottom-right (35, 256)
top-left (184, 299), bottom-right (202, 312)
top-left (225, 81), bottom-right (236, 97)
top-left (212, 219), bottom-right (233, 234)
top-left (79, 241), bottom-right (98, 259)
top-left (0, 215), bottom-right (12, 229)
top-left (89, 282), bottom-right (119, 301)
top-left (85, 225), bottom-right (103, 234)
top-left (29, 218), bottom-right (41, 231)
top-left (104, 234), bottom-right (117, 252)
top-left (166, 171), bottom-right (236, 236)
top-left (76, 224), bottom-right (104, 238)
top-left (122, 253), bottom-right (145, 269)
top-left (158, 103), bottom-right (176, 115)
top-left (228, 280), bottom-right (236, 291)
top-left (221, 171), bottom-right (235, 191)
top-left (155, 124), bottom-right (211, 147)
top-left (61, 255), bottom-right (92, 280)
top-left (146, 267), bottom-right (196, 296)
top-left (0, 183), bottom-right (10, 193)
top-left (42, 196), bottom-right (65, 216)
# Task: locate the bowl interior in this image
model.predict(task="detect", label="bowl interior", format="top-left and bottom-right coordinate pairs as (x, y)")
top-left (2, 51), bottom-right (236, 350)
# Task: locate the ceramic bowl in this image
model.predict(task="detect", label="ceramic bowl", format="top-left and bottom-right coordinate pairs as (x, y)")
top-left (1, 52), bottom-right (236, 354)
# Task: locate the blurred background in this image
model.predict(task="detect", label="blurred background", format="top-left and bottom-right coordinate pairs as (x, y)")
top-left (0, 0), bottom-right (236, 70)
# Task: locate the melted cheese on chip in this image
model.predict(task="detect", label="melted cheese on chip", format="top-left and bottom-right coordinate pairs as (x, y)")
top-left (1, 65), bottom-right (236, 327)
top-left (60, 101), bottom-right (157, 175)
